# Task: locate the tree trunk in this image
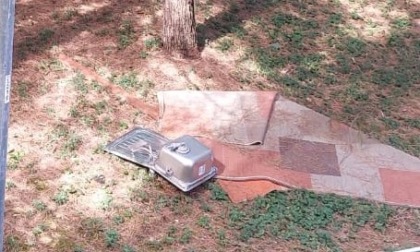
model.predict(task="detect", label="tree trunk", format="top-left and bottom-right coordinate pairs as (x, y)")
top-left (163, 0), bottom-right (198, 58)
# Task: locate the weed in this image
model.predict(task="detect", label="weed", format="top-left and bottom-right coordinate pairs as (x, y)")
top-left (32, 200), bottom-right (47, 211)
top-left (387, 33), bottom-right (405, 47)
top-left (122, 245), bottom-right (136, 252)
top-left (54, 236), bottom-right (78, 251)
top-left (163, 226), bottom-right (177, 245)
top-left (250, 47), bottom-right (286, 74)
top-left (392, 18), bottom-right (411, 29)
top-left (388, 134), bottom-right (408, 150)
top-left (16, 81), bottom-right (29, 98)
top-left (217, 229), bottom-right (227, 246)
top-left (345, 37), bottom-right (366, 56)
top-left (344, 84), bottom-right (369, 101)
top-left (381, 117), bottom-right (400, 130)
top-left (284, 29), bottom-right (304, 46)
top-left (328, 13), bottom-right (342, 25)
top-left (350, 11), bottom-right (362, 20)
top-left (272, 13), bottom-right (296, 27)
top-left (8, 150), bottom-right (24, 170)
top-left (145, 240), bottom-right (163, 250)
top-left (69, 105), bottom-right (80, 118)
top-left (139, 50), bottom-right (148, 59)
top-left (119, 121), bottom-right (129, 130)
top-left (6, 181), bottom-right (16, 190)
top-left (99, 193), bottom-right (113, 210)
top-left (229, 190), bottom-right (395, 250)
top-left (63, 8), bottom-right (78, 20)
top-left (38, 28), bottom-right (55, 43)
top-left (384, 243), bottom-right (420, 252)
top-left (179, 228), bottom-right (193, 244)
top-left (166, 194), bottom-right (193, 215)
top-left (80, 217), bottom-right (104, 238)
top-left (51, 11), bottom-right (60, 20)
top-left (200, 202), bottom-right (212, 212)
top-left (144, 37), bottom-right (161, 50)
top-left (113, 215), bottom-right (125, 225)
top-left (62, 134), bottom-right (82, 155)
top-left (197, 215), bottom-right (211, 229)
top-left (118, 20), bottom-right (136, 49)
top-left (208, 183), bottom-right (228, 201)
top-left (71, 73), bottom-right (88, 93)
top-left (137, 80), bottom-right (154, 97)
top-left (104, 229), bottom-right (120, 247)
top-left (406, 119), bottom-right (420, 129)
top-left (53, 190), bottom-right (69, 205)
top-left (216, 38), bottom-right (234, 52)
top-left (372, 69), bottom-right (394, 86)
top-left (32, 224), bottom-right (48, 236)
top-left (130, 188), bottom-right (151, 203)
top-left (228, 207), bottom-right (246, 224)
top-left (5, 235), bottom-right (28, 252)
top-left (113, 72), bottom-right (139, 89)
top-left (94, 100), bottom-right (108, 115)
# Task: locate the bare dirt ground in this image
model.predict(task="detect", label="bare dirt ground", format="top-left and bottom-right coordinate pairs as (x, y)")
top-left (5, 0), bottom-right (420, 251)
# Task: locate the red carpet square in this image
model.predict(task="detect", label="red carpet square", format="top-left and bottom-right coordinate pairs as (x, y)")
top-left (380, 169), bottom-right (420, 206)
top-left (279, 138), bottom-right (341, 176)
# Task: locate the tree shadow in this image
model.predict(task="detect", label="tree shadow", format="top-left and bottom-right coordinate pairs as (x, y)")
top-left (13, 0), bottom-right (158, 66)
top-left (196, 0), bottom-right (419, 156)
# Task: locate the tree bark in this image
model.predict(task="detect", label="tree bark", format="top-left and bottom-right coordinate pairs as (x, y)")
top-left (163, 0), bottom-right (198, 58)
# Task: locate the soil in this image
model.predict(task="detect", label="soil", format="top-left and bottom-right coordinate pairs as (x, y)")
top-left (4, 0), bottom-right (420, 251)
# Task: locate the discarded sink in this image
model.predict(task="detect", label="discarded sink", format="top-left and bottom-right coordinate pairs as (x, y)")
top-left (104, 127), bottom-right (217, 192)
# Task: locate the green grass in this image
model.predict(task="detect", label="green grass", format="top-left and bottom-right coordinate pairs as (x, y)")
top-left (32, 200), bottom-right (47, 212)
top-left (104, 229), bottom-right (120, 247)
top-left (179, 228), bottom-right (193, 244)
top-left (216, 38), bottom-right (234, 52)
top-left (118, 20), bottom-right (136, 49)
top-left (38, 29), bottom-right (55, 43)
top-left (227, 190), bottom-right (394, 250)
top-left (80, 217), bottom-right (105, 239)
top-left (16, 81), bottom-right (30, 98)
top-left (113, 72), bottom-right (139, 89)
top-left (197, 215), bottom-right (211, 229)
top-left (71, 73), bottom-right (88, 93)
top-left (220, 0), bottom-right (420, 157)
top-left (5, 235), bottom-right (28, 252)
top-left (53, 190), bottom-right (69, 205)
top-left (144, 37), bottom-right (161, 50)
top-left (7, 150), bottom-right (24, 170)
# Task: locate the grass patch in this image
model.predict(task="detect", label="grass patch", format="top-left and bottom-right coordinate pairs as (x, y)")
top-left (80, 217), bottom-right (105, 239)
top-left (53, 190), bottom-right (69, 205)
top-left (144, 37), bottom-right (161, 50)
top-left (118, 20), bottom-right (136, 49)
top-left (229, 190), bottom-right (395, 250)
top-left (7, 150), bottom-right (24, 170)
top-left (71, 73), bottom-right (88, 93)
top-left (179, 228), bottom-right (193, 244)
top-left (104, 229), bottom-right (120, 248)
top-left (5, 235), bottom-right (28, 252)
top-left (38, 28), bottom-right (55, 43)
top-left (216, 38), bottom-right (234, 52)
top-left (32, 200), bottom-right (47, 212)
top-left (209, 182), bottom-right (229, 201)
top-left (112, 72), bottom-right (139, 89)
